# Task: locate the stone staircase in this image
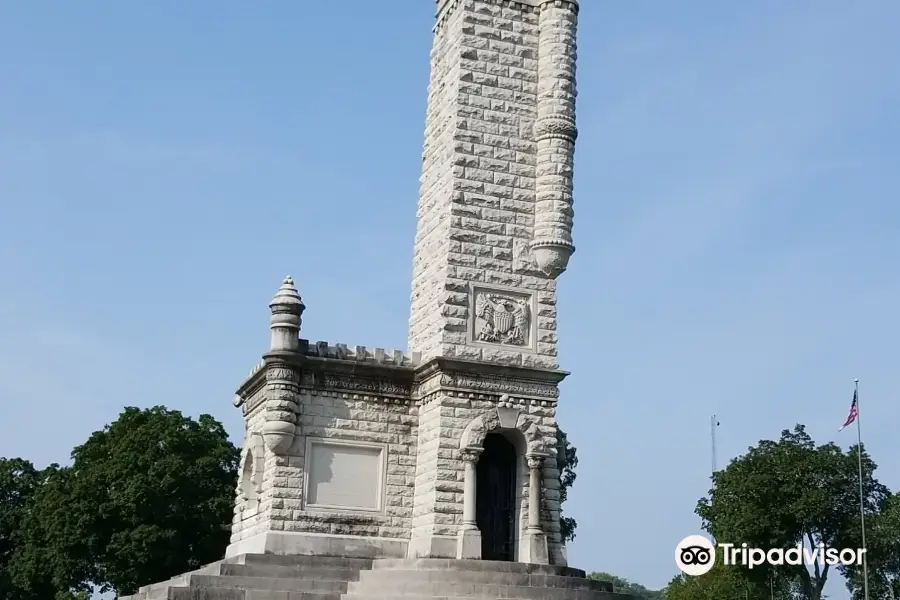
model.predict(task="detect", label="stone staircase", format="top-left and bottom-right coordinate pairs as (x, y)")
top-left (344, 559), bottom-right (638, 599)
top-left (120, 555), bottom-right (372, 600)
top-left (121, 556), bottom-right (638, 600)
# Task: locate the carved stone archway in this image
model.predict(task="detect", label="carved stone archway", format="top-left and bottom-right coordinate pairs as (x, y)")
top-left (457, 397), bottom-right (550, 564)
top-left (458, 400), bottom-right (547, 456)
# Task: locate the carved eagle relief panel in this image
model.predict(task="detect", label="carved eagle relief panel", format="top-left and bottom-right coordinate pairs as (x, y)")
top-left (470, 286), bottom-right (535, 350)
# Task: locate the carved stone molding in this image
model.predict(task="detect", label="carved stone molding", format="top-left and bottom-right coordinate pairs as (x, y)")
top-left (518, 417), bottom-right (548, 455)
top-left (459, 409), bottom-right (548, 455)
top-left (413, 358), bottom-right (565, 407)
top-left (438, 372), bottom-right (559, 399)
top-left (266, 367), bottom-right (301, 383)
top-left (534, 117), bottom-right (578, 142)
top-left (537, 0), bottom-right (579, 13)
top-left (300, 371), bottom-right (412, 398)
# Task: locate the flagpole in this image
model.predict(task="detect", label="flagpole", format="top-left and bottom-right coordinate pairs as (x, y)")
top-left (855, 378), bottom-right (869, 600)
top-left (710, 414), bottom-right (718, 478)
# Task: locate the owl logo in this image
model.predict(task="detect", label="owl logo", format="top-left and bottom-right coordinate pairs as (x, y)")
top-left (475, 294), bottom-right (529, 346)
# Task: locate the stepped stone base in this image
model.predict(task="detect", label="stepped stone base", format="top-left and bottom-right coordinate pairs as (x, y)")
top-left (121, 556), bottom-right (639, 600)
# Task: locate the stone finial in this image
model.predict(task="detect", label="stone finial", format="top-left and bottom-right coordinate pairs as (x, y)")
top-left (269, 275), bottom-right (305, 353)
top-left (270, 275), bottom-right (304, 311)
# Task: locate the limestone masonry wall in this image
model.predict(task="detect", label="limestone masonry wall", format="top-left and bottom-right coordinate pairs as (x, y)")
top-left (231, 386), bottom-right (267, 543)
top-left (408, 2), bottom-right (464, 363)
top-left (409, 0), bottom-right (578, 370)
top-left (290, 391), bottom-right (417, 539)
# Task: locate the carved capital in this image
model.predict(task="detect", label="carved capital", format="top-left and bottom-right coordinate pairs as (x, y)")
top-left (526, 453), bottom-right (548, 470)
top-left (459, 447), bottom-right (483, 464)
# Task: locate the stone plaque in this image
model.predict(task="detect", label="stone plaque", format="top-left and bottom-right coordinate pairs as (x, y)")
top-left (304, 439), bottom-right (386, 512)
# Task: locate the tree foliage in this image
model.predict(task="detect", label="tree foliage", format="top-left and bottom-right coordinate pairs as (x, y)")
top-left (0, 458), bottom-right (43, 599)
top-left (589, 571), bottom-right (663, 599)
top-left (842, 491), bottom-right (900, 599)
top-left (8, 406), bottom-right (239, 597)
top-left (557, 427), bottom-right (578, 542)
top-left (9, 464), bottom-right (93, 599)
top-left (665, 549), bottom-right (793, 600)
top-left (696, 424), bottom-right (890, 600)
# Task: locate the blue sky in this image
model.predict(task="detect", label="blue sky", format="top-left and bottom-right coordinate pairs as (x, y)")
top-left (1, 1), bottom-right (898, 597)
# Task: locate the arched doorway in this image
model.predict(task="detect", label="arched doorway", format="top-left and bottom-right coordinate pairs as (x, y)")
top-left (476, 433), bottom-right (517, 561)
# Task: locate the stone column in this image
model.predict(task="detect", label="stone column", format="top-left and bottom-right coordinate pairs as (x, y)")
top-left (523, 453), bottom-right (550, 564)
top-left (456, 447), bottom-right (482, 559)
top-left (530, 0), bottom-right (579, 279)
top-left (262, 276), bottom-right (305, 454)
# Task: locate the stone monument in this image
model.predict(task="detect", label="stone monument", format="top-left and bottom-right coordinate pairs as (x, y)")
top-left (125, 1), bottom-right (637, 598)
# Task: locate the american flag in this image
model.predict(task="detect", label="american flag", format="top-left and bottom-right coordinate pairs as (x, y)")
top-left (838, 389), bottom-right (858, 431)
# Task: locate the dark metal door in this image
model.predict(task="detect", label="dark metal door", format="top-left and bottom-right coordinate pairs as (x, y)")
top-left (476, 433), bottom-right (517, 561)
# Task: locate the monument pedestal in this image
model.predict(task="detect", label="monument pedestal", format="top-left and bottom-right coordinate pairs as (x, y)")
top-left (522, 530), bottom-right (550, 565)
top-left (407, 533), bottom-right (457, 560)
top-left (456, 526), bottom-right (482, 560)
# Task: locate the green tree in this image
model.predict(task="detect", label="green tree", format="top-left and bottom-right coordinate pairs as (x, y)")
top-left (0, 458), bottom-right (43, 599)
top-left (1, 459), bottom-right (88, 599)
top-left (557, 428), bottom-right (578, 542)
top-left (842, 491), bottom-right (900, 600)
top-left (664, 553), bottom-right (792, 600)
top-left (12, 406), bottom-right (239, 597)
top-left (589, 571), bottom-right (663, 599)
top-left (696, 424), bottom-right (889, 600)
top-left (8, 464), bottom-right (93, 599)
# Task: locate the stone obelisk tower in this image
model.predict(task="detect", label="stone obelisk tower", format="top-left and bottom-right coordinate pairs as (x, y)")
top-left (122, 2), bottom-right (623, 598)
top-left (406, 0), bottom-right (579, 564)
top-left (410, 0), bottom-right (578, 364)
